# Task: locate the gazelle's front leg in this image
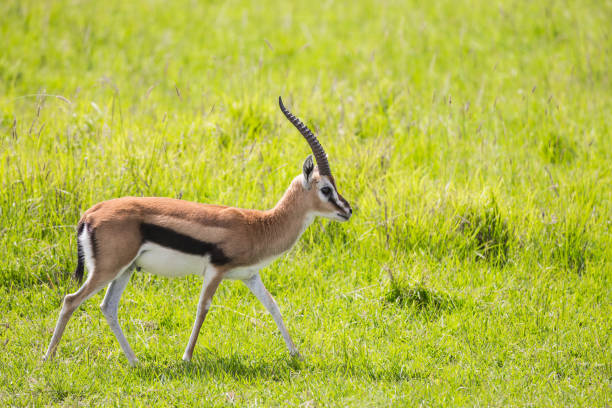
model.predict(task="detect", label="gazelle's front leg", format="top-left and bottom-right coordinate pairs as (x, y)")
top-left (182, 267), bottom-right (222, 361)
top-left (243, 273), bottom-right (300, 357)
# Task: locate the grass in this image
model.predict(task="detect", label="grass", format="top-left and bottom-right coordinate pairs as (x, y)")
top-left (1, 0), bottom-right (611, 405)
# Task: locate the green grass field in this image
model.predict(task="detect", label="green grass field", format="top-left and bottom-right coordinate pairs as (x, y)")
top-left (1, 0), bottom-right (610, 405)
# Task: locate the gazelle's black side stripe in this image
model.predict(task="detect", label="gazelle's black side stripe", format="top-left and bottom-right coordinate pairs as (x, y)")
top-left (140, 223), bottom-right (231, 265)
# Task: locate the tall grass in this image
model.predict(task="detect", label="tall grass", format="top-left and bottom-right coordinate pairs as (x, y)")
top-left (1, 0), bottom-right (610, 405)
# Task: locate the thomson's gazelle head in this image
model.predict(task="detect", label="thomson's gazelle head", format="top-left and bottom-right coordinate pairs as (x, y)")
top-left (279, 97), bottom-right (353, 222)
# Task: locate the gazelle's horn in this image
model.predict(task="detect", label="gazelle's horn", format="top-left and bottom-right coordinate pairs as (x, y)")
top-left (279, 96), bottom-right (332, 178)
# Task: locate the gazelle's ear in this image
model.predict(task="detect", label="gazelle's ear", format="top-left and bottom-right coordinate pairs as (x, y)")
top-left (302, 155), bottom-right (314, 189)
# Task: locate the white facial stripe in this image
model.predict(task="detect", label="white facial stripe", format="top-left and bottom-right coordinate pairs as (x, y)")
top-left (318, 181), bottom-right (345, 211)
top-left (316, 175), bottom-right (351, 221)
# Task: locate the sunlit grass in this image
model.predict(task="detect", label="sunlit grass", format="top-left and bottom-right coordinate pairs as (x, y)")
top-left (1, 0), bottom-right (610, 405)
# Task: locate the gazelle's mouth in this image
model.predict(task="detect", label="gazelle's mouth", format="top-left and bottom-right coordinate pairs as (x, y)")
top-left (337, 212), bottom-right (350, 220)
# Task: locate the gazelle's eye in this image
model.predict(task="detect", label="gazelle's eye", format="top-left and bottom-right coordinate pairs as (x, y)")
top-left (321, 186), bottom-right (332, 197)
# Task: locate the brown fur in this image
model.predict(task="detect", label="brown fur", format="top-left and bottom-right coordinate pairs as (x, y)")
top-left (80, 170), bottom-right (347, 281)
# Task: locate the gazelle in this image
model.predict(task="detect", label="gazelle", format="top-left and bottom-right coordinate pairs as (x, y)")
top-left (44, 97), bottom-right (352, 365)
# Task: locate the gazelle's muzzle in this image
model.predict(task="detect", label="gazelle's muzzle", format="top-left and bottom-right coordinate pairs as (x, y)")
top-left (334, 194), bottom-right (352, 221)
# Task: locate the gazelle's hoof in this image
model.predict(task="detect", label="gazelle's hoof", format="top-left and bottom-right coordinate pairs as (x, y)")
top-left (128, 358), bottom-right (140, 367)
top-left (290, 351), bottom-right (303, 360)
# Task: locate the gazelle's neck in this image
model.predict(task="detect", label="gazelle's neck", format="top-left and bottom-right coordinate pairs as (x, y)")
top-left (254, 176), bottom-right (314, 259)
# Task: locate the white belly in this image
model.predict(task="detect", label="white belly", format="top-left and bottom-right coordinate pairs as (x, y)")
top-left (135, 242), bottom-right (209, 278)
top-left (223, 257), bottom-right (275, 280)
top-left (134, 243), bottom-right (279, 281)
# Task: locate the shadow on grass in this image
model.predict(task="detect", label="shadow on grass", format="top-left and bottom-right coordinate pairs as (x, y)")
top-left (133, 351), bottom-right (428, 383)
top-left (133, 351), bottom-right (308, 383)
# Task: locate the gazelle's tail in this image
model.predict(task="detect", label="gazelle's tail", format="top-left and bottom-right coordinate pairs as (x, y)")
top-left (73, 222), bottom-right (85, 283)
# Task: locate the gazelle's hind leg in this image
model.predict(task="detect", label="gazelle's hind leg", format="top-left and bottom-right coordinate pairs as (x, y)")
top-left (100, 265), bottom-right (138, 365)
top-left (43, 275), bottom-right (108, 361)
top-left (44, 220), bottom-right (142, 363)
